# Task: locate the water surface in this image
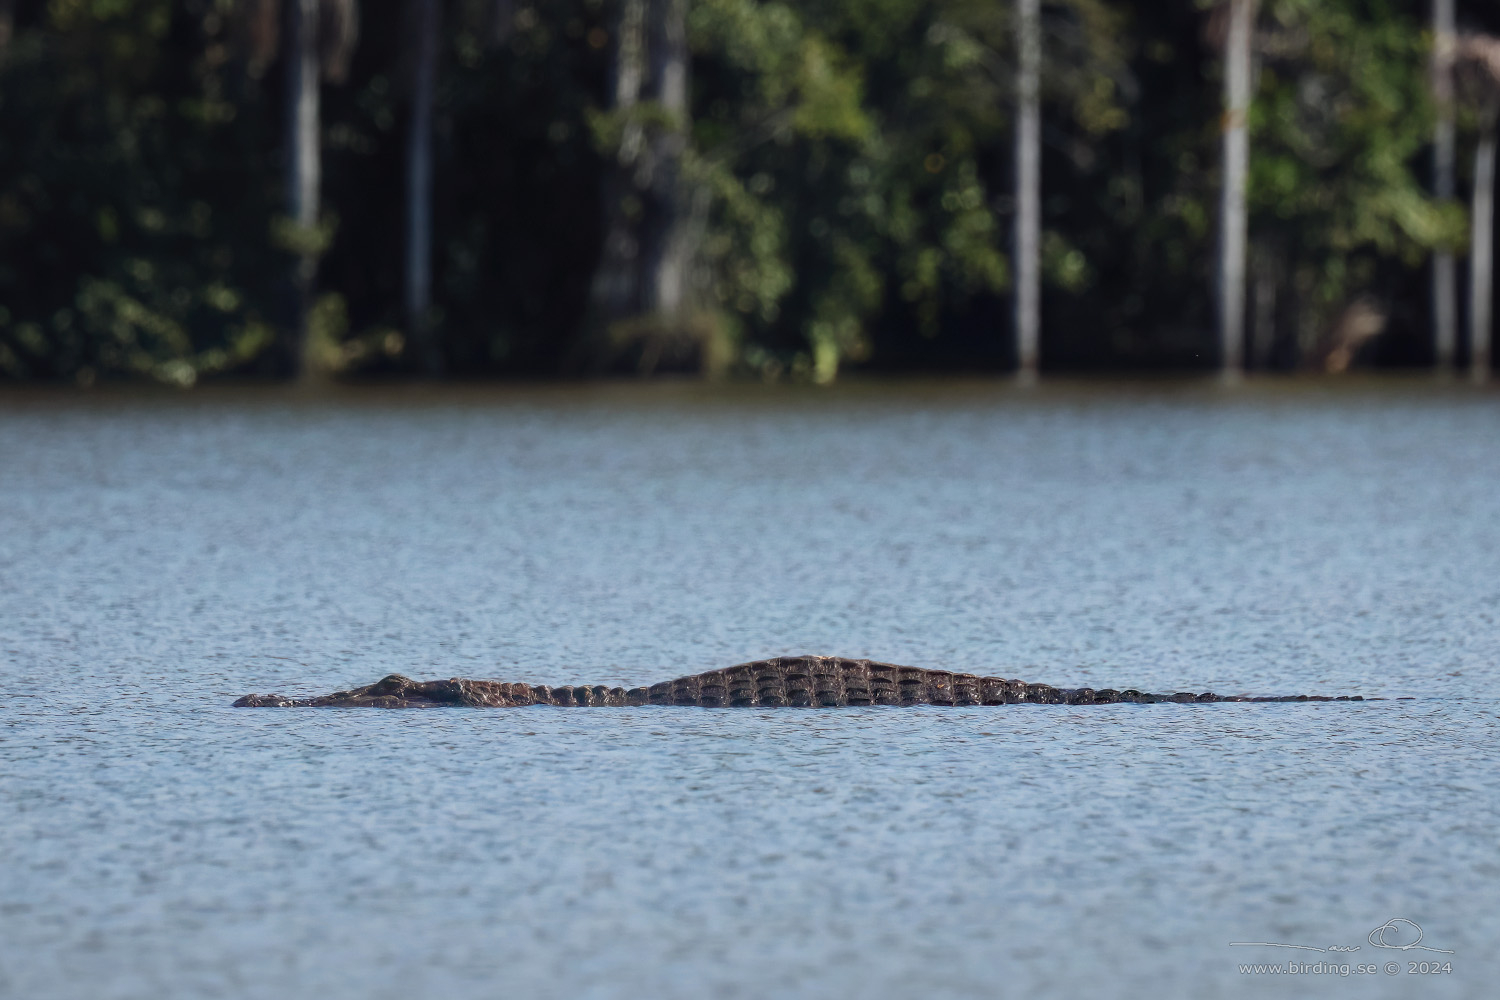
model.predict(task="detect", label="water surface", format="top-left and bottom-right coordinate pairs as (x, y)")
top-left (2, 381), bottom-right (1497, 999)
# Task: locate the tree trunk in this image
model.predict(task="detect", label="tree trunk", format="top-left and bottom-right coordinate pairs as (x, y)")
top-left (1471, 129), bottom-right (1496, 383)
top-left (585, 0), bottom-right (693, 372)
top-left (1014, 0), bottom-right (1041, 381)
top-left (1432, 0), bottom-right (1458, 371)
top-left (587, 0), bottom-right (647, 336)
top-left (406, 0), bottom-right (441, 375)
top-left (282, 0), bottom-right (321, 377)
top-left (1218, 0), bottom-right (1253, 379)
top-left (640, 0), bottom-right (689, 322)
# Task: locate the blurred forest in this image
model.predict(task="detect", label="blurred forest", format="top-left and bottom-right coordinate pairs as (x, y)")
top-left (2, 0), bottom-right (1499, 384)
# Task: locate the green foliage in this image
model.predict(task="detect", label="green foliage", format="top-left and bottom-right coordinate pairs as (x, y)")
top-left (1250, 0), bottom-right (1462, 353)
top-left (0, 0), bottom-right (282, 383)
top-left (690, 0), bottom-right (1039, 378)
top-left (0, 0), bottom-right (1485, 381)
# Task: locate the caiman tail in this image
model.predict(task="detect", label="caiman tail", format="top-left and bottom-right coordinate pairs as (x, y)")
top-left (233, 655), bottom-right (1370, 707)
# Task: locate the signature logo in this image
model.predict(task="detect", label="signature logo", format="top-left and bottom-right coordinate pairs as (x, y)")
top-left (1230, 917), bottom-right (1454, 955)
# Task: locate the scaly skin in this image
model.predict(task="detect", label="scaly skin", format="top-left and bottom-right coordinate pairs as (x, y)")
top-left (233, 654), bottom-right (1370, 707)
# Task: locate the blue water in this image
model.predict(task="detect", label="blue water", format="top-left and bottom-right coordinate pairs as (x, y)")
top-left (2, 381), bottom-right (1497, 999)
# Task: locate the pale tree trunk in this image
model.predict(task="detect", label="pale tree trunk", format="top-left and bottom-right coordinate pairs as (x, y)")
top-left (1218, 0), bottom-right (1253, 379)
top-left (406, 0), bottom-right (441, 374)
top-left (1433, 0), bottom-right (1458, 371)
top-left (283, 0), bottom-right (322, 377)
top-left (641, 0), bottom-right (689, 322)
top-left (1014, 0), bottom-right (1041, 381)
top-left (587, 0), bottom-right (693, 372)
top-left (1472, 130), bottom-right (1496, 383)
top-left (588, 0), bottom-right (647, 332)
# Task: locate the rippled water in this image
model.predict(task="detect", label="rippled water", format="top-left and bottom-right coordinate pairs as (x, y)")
top-left (2, 381), bottom-right (1497, 999)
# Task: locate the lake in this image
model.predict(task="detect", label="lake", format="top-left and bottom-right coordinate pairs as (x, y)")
top-left (1, 380), bottom-right (1497, 999)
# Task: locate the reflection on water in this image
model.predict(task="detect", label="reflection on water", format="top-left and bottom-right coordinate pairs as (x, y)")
top-left (2, 381), bottom-right (1498, 999)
